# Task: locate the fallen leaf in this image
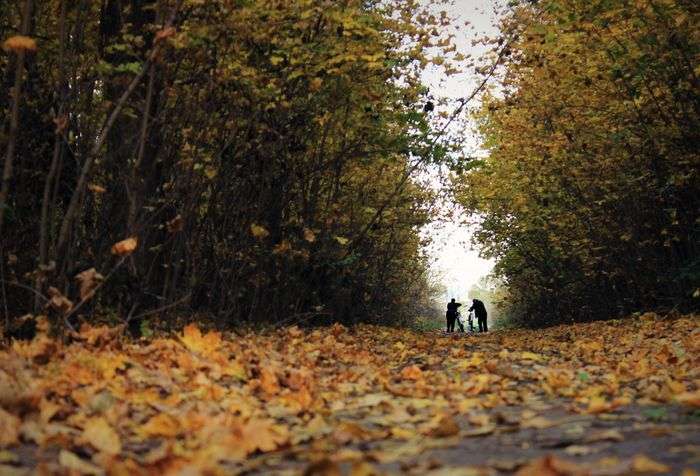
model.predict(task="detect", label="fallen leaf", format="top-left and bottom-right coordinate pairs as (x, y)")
top-left (59, 449), bottom-right (103, 475)
top-left (676, 390), bottom-right (700, 408)
top-left (81, 416), bottom-right (121, 455)
top-left (304, 458), bottom-right (342, 476)
top-left (0, 408), bottom-right (20, 447)
top-left (401, 364), bottom-right (424, 380)
top-left (585, 429), bottom-right (624, 443)
top-left (515, 454), bottom-right (587, 476)
top-left (630, 454), bottom-right (670, 473)
top-left (141, 413), bottom-right (180, 438)
top-left (428, 415), bottom-right (460, 438)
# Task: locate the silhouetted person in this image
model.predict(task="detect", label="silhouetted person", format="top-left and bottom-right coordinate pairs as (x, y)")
top-left (446, 298), bottom-right (462, 333)
top-left (469, 299), bottom-right (488, 333)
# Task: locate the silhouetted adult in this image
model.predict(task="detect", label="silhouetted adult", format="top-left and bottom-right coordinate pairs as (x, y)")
top-left (446, 298), bottom-right (462, 333)
top-left (469, 299), bottom-right (488, 333)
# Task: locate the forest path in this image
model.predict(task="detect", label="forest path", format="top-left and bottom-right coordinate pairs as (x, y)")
top-left (0, 314), bottom-right (698, 475)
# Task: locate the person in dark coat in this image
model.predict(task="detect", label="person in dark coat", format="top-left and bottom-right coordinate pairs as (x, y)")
top-left (469, 299), bottom-right (488, 333)
top-left (445, 298), bottom-right (462, 333)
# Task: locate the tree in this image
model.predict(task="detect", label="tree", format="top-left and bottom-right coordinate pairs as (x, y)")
top-left (456, 0), bottom-right (700, 326)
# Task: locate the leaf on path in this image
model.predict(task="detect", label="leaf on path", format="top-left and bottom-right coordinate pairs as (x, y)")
top-left (676, 390), bottom-right (700, 408)
top-left (564, 445), bottom-right (595, 456)
top-left (586, 396), bottom-right (614, 414)
top-left (400, 364), bottom-right (424, 380)
top-left (180, 323), bottom-right (222, 355)
top-left (630, 454), bottom-right (670, 473)
top-left (521, 415), bottom-right (557, 429)
top-left (0, 450), bottom-right (19, 464)
top-left (333, 421), bottom-right (379, 444)
top-left (349, 460), bottom-right (381, 476)
top-left (140, 413), bottom-right (181, 438)
top-left (0, 408), bottom-right (20, 447)
top-left (428, 415), bottom-right (460, 438)
top-left (0, 464), bottom-right (30, 476)
top-left (515, 454), bottom-right (588, 476)
top-left (59, 449), bottom-right (103, 475)
top-left (304, 458), bottom-right (342, 476)
top-left (585, 429), bottom-right (624, 443)
top-left (80, 416), bottom-right (121, 455)
top-left (236, 418), bottom-right (289, 454)
top-left (0, 360), bottom-right (39, 409)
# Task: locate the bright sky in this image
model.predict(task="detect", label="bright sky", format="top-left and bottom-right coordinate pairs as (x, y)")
top-left (420, 0), bottom-right (502, 302)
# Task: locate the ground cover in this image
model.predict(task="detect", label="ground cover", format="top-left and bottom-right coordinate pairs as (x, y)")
top-left (1, 313), bottom-right (698, 475)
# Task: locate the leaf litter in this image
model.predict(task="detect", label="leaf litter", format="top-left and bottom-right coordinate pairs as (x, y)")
top-left (0, 313), bottom-right (698, 474)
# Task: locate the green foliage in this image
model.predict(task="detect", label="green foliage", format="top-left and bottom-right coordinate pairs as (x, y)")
top-left (455, 0), bottom-right (700, 326)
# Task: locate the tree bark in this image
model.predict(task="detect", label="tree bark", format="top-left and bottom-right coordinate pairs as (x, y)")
top-left (0, 0), bottom-right (33, 236)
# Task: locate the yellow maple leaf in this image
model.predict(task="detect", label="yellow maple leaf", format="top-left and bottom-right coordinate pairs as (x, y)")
top-left (237, 419), bottom-right (289, 454)
top-left (181, 323), bottom-right (222, 355)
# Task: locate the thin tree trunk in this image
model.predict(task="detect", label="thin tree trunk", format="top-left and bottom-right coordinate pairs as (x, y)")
top-left (54, 1), bottom-right (182, 274)
top-left (35, 0), bottom-right (68, 311)
top-left (0, 0), bottom-right (33, 236)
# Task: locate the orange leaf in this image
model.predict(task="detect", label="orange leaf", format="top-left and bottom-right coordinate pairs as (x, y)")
top-left (630, 454), bottom-right (670, 473)
top-left (0, 408), bottom-right (20, 447)
top-left (676, 390), bottom-right (700, 408)
top-left (81, 416), bottom-right (121, 455)
top-left (141, 413), bottom-right (180, 438)
top-left (181, 323), bottom-right (222, 355)
top-left (3, 35), bottom-right (37, 52)
top-left (400, 365), bottom-right (423, 381)
top-left (111, 237), bottom-right (138, 256)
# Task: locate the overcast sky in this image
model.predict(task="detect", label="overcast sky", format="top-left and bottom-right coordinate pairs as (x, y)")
top-left (420, 0), bottom-right (502, 302)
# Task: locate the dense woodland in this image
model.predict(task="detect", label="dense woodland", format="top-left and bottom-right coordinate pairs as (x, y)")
top-left (458, 0), bottom-right (699, 326)
top-left (1, 0), bottom-right (698, 334)
top-left (1, 0), bottom-right (456, 332)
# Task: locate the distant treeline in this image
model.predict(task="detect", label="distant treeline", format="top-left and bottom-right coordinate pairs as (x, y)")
top-left (0, 0), bottom-right (450, 331)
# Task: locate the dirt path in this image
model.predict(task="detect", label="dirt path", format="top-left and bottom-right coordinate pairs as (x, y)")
top-left (1, 314), bottom-right (698, 474)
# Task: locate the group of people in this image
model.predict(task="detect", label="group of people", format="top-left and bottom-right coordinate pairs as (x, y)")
top-left (445, 298), bottom-right (488, 334)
